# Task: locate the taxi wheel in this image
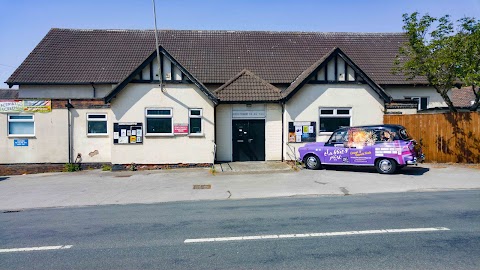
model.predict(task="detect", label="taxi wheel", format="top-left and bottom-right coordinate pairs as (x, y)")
top-left (304, 155), bottom-right (321, 170)
top-left (375, 158), bottom-right (397, 174)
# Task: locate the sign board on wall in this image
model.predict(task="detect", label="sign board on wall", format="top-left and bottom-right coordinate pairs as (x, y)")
top-left (232, 110), bottom-right (265, 119)
top-left (0, 100), bottom-right (51, 113)
top-left (14, 139), bottom-right (29, 147)
top-left (174, 124), bottom-right (189, 134)
top-left (288, 122), bottom-right (316, 142)
top-left (113, 123), bottom-right (143, 144)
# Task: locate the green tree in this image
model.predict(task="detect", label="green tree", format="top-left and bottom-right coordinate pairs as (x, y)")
top-left (394, 13), bottom-right (458, 112)
top-left (454, 17), bottom-right (480, 110)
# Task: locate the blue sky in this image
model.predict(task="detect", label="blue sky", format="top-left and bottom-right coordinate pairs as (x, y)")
top-left (1, 0), bottom-right (479, 88)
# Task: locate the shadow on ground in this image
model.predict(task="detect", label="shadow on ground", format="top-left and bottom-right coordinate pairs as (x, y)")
top-left (0, 177), bottom-right (9, 181)
top-left (321, 165), bottom-right (430, 176)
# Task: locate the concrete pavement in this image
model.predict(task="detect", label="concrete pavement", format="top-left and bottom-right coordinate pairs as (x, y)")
top-left (0, 163), bottom-right (480, 210)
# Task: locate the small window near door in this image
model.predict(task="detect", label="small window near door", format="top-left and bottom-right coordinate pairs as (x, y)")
top-left (405, 96), bottom-right (428, 110)
top-left (8, 114), bottom-right (34, 136)
top-left (189, 109), bottom-right (202, 134)
top-left (319, 108), bottom-right (352, 132)
top-left (87, 113), bottom-right (108, 135)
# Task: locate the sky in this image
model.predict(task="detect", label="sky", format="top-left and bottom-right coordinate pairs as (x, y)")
top-left (1, 0), bottom-right (479, 89)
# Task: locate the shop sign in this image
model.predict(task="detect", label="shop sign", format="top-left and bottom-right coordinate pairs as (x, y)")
top-left (174, 124), bottom-right (189, 134)
top-left (232, 110), bottom-right (265, 119)
top-left (14, 139), bottom-right (29, 147)
top-left (0, 100), bottom-right (51, 113)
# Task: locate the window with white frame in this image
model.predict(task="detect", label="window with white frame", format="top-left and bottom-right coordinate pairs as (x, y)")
top-left (319, 108), bottom-right (351, 132)
top-left (405, 96), bottom-right (428, 110)
top-left (145, 108), bottom-right (172, 134)
top-left (8, 114), bottom-right (35, 136)
top-left (189, 109), bottom-right (202, 134)
top-left (87, 113), bottom-right (108, 135)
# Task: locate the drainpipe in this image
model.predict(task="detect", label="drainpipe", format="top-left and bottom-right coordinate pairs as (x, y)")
top-left (65, 100), bottom-right (74, 163)
top-left (91, 83), bottom-right (96, 98)
top-left (281, 101), bottom-right (285, 162)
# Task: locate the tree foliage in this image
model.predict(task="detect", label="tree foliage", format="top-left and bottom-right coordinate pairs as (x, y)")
top-left (394, 12), bottom-right (480, 112)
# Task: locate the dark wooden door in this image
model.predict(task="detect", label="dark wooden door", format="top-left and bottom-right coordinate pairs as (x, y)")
top-left (232, 120), bottom-right (265, 161)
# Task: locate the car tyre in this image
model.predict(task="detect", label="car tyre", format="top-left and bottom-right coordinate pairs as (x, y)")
top-left (375, 158), bottom-right (397, 174)
top-left (304, 155), bottom-right (321, 170)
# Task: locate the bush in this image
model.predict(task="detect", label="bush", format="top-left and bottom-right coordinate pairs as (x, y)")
top-left (101, 164), bottom-right (112, 171)
top-left (64, 163), bottom-right (81, 172)
top-left (129, 163), bottom-right (137, 171)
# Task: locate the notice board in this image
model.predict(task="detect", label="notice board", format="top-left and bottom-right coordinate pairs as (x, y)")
top-left (288, 121), bottom-right (316, 142)
top-left (113, 122), bottom-right (143, 144)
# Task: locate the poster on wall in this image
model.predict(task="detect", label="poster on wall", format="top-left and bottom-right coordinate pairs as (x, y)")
top-left (113, 122), bottom-right (143, 144)
top-left (288, 121), bottom-right (316, 142)
top-left (0, 99), bottom-right (51, 113)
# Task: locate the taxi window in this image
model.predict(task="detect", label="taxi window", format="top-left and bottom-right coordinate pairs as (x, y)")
top-left (328, 130), bottom-right (349, 144)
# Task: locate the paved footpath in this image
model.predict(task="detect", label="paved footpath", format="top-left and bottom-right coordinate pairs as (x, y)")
top-left (0, 163), bottom-right (479, 211)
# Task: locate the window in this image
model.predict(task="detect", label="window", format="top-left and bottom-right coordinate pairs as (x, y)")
top-left (405, 96), bottom-right (428, 110)
top-left (145, 108), bottom-right (172, 135)
top-left (319, 108), bottom-right (351, 132)
top-left (189, 109), bottom-right (202, 134)
top-left (8, 114), bottom-right (34, 136)
top-left (87, 114), bottom-right (107, 135)
top-left (327, 129), bottom-right (349, 144)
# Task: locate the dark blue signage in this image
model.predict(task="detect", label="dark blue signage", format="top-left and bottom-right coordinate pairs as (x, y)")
top-left (14, 139), bottom-right (29, 147)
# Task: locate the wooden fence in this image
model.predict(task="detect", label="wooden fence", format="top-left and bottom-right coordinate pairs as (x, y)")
top-left (384, 112), bottom-right (480, 163)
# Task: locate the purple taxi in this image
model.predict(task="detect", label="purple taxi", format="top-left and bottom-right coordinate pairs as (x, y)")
top-left (298, 125), bottom-right (424, 174)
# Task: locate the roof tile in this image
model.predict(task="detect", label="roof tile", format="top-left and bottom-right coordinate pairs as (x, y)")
top-left (7, 29), bottom-right (427, 86)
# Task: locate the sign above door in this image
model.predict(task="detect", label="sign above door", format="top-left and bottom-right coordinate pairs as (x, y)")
top-left (232, 110), bottom-right (265, 119)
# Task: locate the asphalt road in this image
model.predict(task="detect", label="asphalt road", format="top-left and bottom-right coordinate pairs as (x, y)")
top-left (1, 191), bottom-right (479, 270)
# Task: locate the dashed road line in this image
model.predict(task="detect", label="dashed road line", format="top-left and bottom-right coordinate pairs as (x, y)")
top-left (0, 245), bottom-right (73, 253)
top-left (184, 227), bottom-right (450, 243)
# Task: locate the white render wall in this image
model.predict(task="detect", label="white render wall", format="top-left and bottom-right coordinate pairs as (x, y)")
top-left (215, 104), bottom-right (233, 162)
top-left (0, 110), bottom-right (69, 163)
top-left (384, 86), bottom-right (448, 109)
top-left (265, 103), bottom-right (282, 160)
top-left (71, 108), bottom-right (112, 163)
top-left (284, 84), bottom-right (385, 160)
top-left (19, 85), bottom-right (113, 99)
top-left (110, 83), bottom-right (215, 164)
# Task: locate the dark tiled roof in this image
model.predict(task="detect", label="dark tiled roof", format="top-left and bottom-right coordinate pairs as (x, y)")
top-left (451, 87), bottom-right (476, 107)
top-left (215, 69), bottom-right (281, 101)
top-left (7, 28), bottom-right (427, 86)
top-left (0, 89), bottom-right (19, 99)
top-left (282, 47), bottom-right (336, 98)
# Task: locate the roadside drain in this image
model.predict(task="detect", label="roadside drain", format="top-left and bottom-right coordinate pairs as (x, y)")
top-left (115, 175), bottom-right (132, 178)
top-left (193, 185), bottom-right (211, 189)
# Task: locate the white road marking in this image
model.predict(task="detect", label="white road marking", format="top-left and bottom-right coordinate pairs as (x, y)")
top-left (0, 245), bottom-right (73, 253)
top-left (184, 227), bottom-right (450, 244)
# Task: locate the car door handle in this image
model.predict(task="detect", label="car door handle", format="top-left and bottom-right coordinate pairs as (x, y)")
top-left (237, 140), bottom-right (244, 142)
top-left (248, 139), bottom-right (253, 143)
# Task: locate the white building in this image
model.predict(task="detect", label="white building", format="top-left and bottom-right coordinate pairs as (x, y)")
top-left (1, 29), bottom-right (446, 168)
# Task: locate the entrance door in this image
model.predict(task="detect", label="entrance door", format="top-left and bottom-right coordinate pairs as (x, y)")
top-left (232, 120), bottom-right (265, 161)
